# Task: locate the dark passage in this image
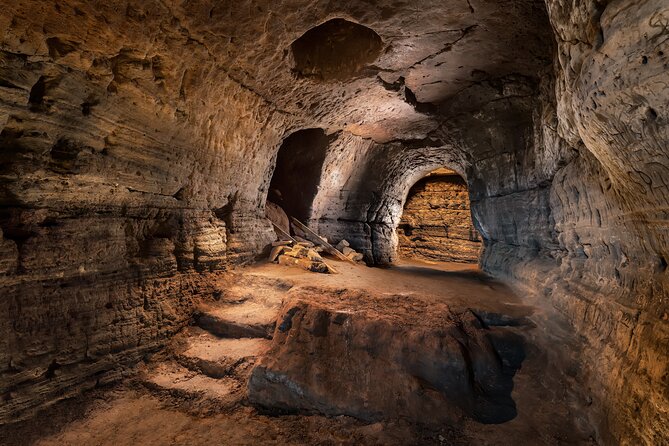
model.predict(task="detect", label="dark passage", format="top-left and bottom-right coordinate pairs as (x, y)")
top-left (268, 128), bottom-right (332, 223)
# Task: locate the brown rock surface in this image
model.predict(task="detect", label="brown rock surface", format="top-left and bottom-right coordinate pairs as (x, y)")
top-left (0, 0), bottom-right (667, 444)
top-left (398, 171), bottom-right (481, 263)
top-left (249, 288), bottom-right (526, 425)
top-left (1, 262), bottom-right (595, 445)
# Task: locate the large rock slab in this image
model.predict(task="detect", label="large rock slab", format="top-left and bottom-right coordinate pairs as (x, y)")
top-left (249, 288), bottom-right (525, 425)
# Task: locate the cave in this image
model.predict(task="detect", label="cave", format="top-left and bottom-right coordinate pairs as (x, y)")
top-left (267, 128), bottom-right (332, 223)
top-left (397, 168), bottom-right (482, 264)
top-left (1, 1), bottom-right (668, 446)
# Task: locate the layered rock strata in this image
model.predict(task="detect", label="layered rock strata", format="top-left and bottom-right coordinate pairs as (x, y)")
top-left (0, 1), bottom-right (667, 443)
top-left (397, 170), bottom-right (481, 263)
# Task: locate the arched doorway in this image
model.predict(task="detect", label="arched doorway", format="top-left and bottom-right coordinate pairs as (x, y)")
top-left (267, 128), bottom-right (332, 224)
top-left (397, 168), bottom-right (481, 263)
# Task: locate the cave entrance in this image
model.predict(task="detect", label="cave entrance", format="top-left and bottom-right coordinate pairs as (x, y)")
top-left (397, 168), bottom-right (481, 263)
top-left (267, 128), bottom-right (332, 225)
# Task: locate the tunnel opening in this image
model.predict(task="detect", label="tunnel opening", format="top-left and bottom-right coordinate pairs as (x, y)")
top-left (397, 168), bottom-right (481, 263)
top-left (290, 18), bottom-right (383, 81)
top-left (267, 128), bottom-right (332, 224)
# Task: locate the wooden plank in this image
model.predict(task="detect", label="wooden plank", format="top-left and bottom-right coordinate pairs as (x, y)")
top-left (272, 223), bottom-right (296, 242)
top-left (323, 260), bottom-right (338, 274)
top-left (290, 217), bottom-right (356, 264)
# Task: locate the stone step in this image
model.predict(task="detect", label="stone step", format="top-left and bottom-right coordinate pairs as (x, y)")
top-left (219, 274), bottom-right (292, 307)
top-left (175, 327), bottom-right (271, 378)
top-left (196, 300), bottom-right (280, 339)
top-left (141, 361), bottom-right (243, 407)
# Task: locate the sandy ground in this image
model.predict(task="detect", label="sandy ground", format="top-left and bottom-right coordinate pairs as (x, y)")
top-left (1, 259), bottom-right (596, 446)
top-left (249, 257), bottom-right (534, 315)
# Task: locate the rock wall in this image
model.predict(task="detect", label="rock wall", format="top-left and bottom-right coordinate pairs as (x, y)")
top-left (309, 2), bottom-right (669, 442)
top-left (0, 0), bottom-right (667, 443)
top-left (397, 170), bottom-right (481, 263)
top-left (0, 1), bottom-right (283, 422)
top-left (516, 1), bottom-right (669, 443)
top-left (311, 137), bottom-right (467, 264)
top-left (471, 2), bottom-right (669, 443)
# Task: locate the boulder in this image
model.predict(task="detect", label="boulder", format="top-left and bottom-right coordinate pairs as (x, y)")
top-left (249, 291), bottom-right (525, 425)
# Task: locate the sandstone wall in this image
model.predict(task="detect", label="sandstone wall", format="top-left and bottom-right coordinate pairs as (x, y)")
top-left (0, 1), bottom-right (283, 422)
top-left (516, 1), bottom-right (669, 443)
top-left (397, 172), bottom-right (481, 263)
top-left (309, 2), bottom-right (669, 441)
top-left (1, 1), bottom-right (667, 443)
top-left (476, 2), bottom-right (669, 443)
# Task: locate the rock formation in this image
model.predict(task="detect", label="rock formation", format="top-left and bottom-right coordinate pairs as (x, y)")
top-left (249, 288), bottom-right (526, 425)
top-left (397, 169), bottom-right (481, 263)
top-left (0, 0), bottom-right (668, 444)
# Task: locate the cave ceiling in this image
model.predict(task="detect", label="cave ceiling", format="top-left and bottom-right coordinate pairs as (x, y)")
top-left (3, 0), bottom-right (553, 144)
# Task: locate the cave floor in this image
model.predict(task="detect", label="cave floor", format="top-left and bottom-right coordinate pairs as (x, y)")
top-left (3, 259), bottom-right (595, 446)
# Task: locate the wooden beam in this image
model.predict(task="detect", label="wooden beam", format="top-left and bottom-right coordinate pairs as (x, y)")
top-left (272, 223), bottom-right (296, 242)
top-left (290, 217), bottom-right (356, 264)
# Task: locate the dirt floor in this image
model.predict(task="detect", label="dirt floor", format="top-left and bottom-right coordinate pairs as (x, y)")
top-left (1, 259), bottom-right (597, 446)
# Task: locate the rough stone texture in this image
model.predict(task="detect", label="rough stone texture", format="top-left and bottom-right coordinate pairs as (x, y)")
top-left (249, 287), bottom-right (526, 425)
top-left (517, 3), bottom-right (669, 443)
top-left (0, 0), bottom-right (668, 444)
top-left (0, 270), bottom-right (216, 422)
top-left (397, 170), bottom-right (481, 263)
top-left (291, 18), bottom-right (384, 81)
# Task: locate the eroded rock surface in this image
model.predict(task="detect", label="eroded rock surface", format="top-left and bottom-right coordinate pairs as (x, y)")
top-left (398, 170), bottom-right (481, 263)
top-left (0, 0), bottom-right (667, 443)
top-left (249, 287), bottom-right (525, 425)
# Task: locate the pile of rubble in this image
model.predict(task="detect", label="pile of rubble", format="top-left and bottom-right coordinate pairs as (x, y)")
top-left (267, 236), bottom-right (366, 274)
top-left (269, 239), bottom-right (336, 274)
top-left (335, 239), bottom-right (364, 262)
top-left (264, 203), bottom-right (365, 273)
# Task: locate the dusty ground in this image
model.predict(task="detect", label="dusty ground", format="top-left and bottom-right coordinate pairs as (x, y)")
top-left (251, 258), bottom-right (528, 313)
top-left (1, 259), bottom-right (596, 446)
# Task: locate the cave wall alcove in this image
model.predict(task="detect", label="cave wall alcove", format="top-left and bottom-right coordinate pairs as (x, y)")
top-left (0, 0), bottom-right (667, 444)
top-left (290, 18), bottom-right (384, 81)
top-left (267, 128), bottom-right (334, 224)
top-left (397, 168), bottom-right (482, 264)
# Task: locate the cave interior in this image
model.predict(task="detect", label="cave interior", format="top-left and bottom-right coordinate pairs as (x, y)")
top-left (0, 1), bottom-right (668, 445)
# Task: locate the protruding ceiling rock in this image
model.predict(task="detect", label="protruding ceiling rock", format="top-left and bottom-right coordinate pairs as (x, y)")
top-left (290, 18), bottom-right (383, 81)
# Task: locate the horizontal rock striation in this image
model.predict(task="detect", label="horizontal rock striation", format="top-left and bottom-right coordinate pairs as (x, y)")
top-left (0, 1), bottom-right (281, 422)
top-left (0, 0), bottom-right (667, 443)
top-left (397, 171), bottom-right (481, 263)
